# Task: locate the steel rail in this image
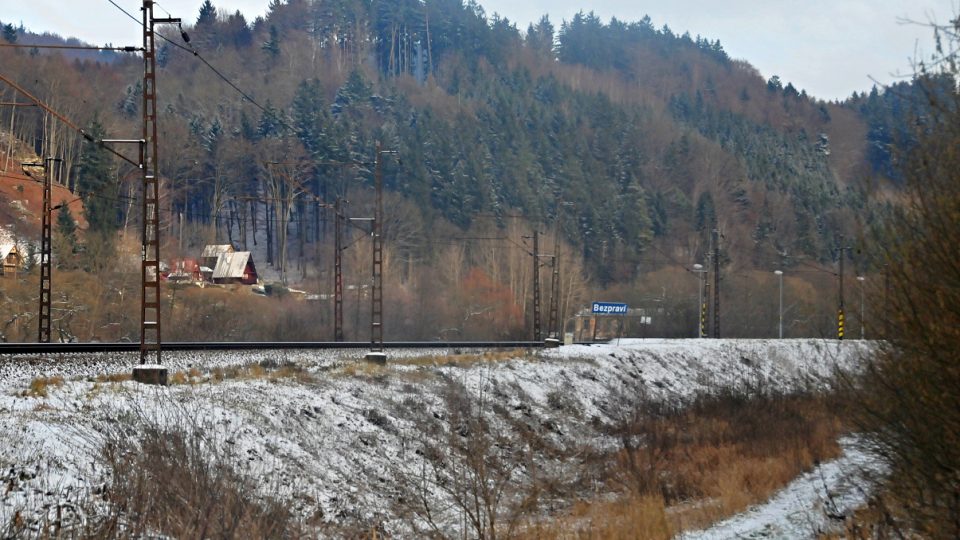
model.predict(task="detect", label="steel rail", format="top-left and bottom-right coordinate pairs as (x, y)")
top-left (0, 341), bottom-right (545, 355)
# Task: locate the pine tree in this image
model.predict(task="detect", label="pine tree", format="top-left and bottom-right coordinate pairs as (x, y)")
top-left (54, 202), bottom-right (79, 269)
top-left (695, 191), bottom-right (716, 232)
top-left (620, 180), bottom-right (653, 251)
top-left (224, 11), bottom-right (252, 48)
top-left (525, 15), bottom-right (554, 56)
top-left (2, 23), bottom-right (17, 44)
top-left (197, 0), bottom-right (217, 26)
top-left (292, 79), bottom-right (331, 158)
top-left (56, 203), bottom-right (78, 249)
top-left (77, 120), bottom-right (119, 234)
top-left (262, 25), bottom-right (281, 58)
top-left (767, 75), bottom-right (783, 92)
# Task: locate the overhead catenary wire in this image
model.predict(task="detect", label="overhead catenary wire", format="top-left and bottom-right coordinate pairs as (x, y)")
top-left (10, 170), bottom-right (348, 227)
top-left (0, 72), bottom-right (140, 167)
top-left (105, 0), bottom-right (298, 133)
top-left (12, 155), bottom-right (387, 229)
top-left (0, 43), bottom-right (142, 52)
top-left (16, 165), bottom-right (84, 211)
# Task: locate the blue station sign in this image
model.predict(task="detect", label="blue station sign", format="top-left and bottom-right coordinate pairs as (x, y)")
top-left (592, 302), bottom-right (628, 315)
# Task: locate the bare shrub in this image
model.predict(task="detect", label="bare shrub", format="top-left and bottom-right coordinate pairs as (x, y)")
top-left (847, 21), bottom-right (960, 539)
top-left (78, 397), bottom-right (301, 538)
top-left (389, 371), bottom-right (581, 539)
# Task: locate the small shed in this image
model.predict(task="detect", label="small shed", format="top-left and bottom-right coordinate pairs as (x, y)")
top-left (0, 244), bottom-right (22, 276)
top-left (212, 251), bottom-right (258, 285)
top-left (201, 244), bottom-right (235, 269)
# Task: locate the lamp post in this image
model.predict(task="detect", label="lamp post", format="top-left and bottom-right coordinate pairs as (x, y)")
top-left (693, 263), bottom-right (707, 338)
top-left (857, 275), bottom-right (865, 339)
top-left (774, 270), bottom-right (784, 339)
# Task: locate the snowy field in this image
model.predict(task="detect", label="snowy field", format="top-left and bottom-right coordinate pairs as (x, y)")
top-left (0, 339), bottom-right (881, 537)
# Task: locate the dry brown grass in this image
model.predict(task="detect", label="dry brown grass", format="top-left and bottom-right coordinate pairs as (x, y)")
top-left (331, 350), bottom-right (534, 385)
top-left (338, 361), bottom-right (386, 378)
top-left (394, 349), bottom-right (532, 368)
top-left (94, 372), bottom-right (131, 383)
top-left (520, 495), bottom-right (673, 540)
top-left (525, 389), bottom-right (847, 538)
top-left (25, 376), bottom-right (64, 397)
top-left (200, 362), bottom-right (314, 385)
top-left (168, 367), bottom-right (202, 385)
top-left (649, 392), bottom-right (842, 532)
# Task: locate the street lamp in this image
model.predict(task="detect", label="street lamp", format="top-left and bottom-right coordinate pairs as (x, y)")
top-left (774, 270), bottom-right (784, 339)
top-left (693, 263), bottom-right (707, 338)
top-left (857, 275), bottom-right (865, 339)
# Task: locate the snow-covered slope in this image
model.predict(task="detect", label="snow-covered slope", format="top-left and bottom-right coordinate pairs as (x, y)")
top-left (0, 339), bottom-right (875, 536)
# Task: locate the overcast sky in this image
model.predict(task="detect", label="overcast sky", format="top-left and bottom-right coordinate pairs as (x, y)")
top-left (2, 0), bottom-right (955, 101)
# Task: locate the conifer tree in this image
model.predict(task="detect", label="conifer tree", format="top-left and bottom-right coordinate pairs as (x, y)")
top-left (695, 192), bottom-right (716, 232)
top-left (2, 23), bottom-right (16, 43)
top-left (262, 25), bottom-right (281, 58)
top-left (56, 203), bottom-right (77, 245)
top-left (53, 202), bottom-right (79, 269)
top-left (76, 120), bottom-right (119, 234)
top-left (197, 0), bottom-right (216, 26)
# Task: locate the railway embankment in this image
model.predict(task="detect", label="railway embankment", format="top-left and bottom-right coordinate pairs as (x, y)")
top-left (0, 339), bottom-right (877, 537)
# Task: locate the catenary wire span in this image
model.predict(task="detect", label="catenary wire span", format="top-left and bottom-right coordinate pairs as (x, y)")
top-left (105, 0), bottom-right (298, 133)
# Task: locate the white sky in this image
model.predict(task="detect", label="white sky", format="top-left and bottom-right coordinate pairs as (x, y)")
top-left (1, 0), bottom-right (955, 101)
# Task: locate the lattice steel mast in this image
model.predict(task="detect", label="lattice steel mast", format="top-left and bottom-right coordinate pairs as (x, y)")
top-left (37, 158), bottom-right (57, 343)
top-left (370, 143), bottom-right (384, 354)
top-left (140, 1), bottom-right (180, 365)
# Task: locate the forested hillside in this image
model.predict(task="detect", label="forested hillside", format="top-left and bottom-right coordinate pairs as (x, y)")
top-left (0, 1), bottom-right (910, 340)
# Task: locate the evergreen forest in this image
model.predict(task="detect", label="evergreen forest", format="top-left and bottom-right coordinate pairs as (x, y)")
top-left (0, 0), bottom-right (936, 341)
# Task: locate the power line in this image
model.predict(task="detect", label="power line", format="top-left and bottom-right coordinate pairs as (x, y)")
top-left (0, 43), bottom-right (142, 52)
top-left (648, 241), bottom-right (700, 275)
top-left (791, 257), bottom-right (839, 276)
top-left (0, 72), bottom-right (140, 167)
top-left (104, 0), bottom-right (295, 131)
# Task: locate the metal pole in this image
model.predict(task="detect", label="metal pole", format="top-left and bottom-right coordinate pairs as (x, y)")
top-left (858, 275), bottom-right (865, 339)
top-left (547, 224), bottom-right (560, 340)
top-left (712, 228), bottom-right (720, 339)
top-left (698, 272), bottom-right (703, 338)
top-left (884, 265), bottom-right (890, 338)
top-left (775, 270), bottom-right (783, 339)
top-left (38, 158), bottom-right (54, 343)
top-left (365, 143), bottom-right (385, 362)
top-left (838, 237), bottom-right (846, 340)
top-left (532, 229), bottom-right (541, 341)
top-left (334, 198), bottom-right (344, 342)
top-left (139, 0), bottom-right (175, 367)
top-left (133, 1), bottom-right (178, 384)
top-left (779, 271), bottom-right (783, 339)
top-left (178, 212), bottom-right (183, 254)
top-left (701, 270), bottom-right (707, 338)
top-left (694, 264), bottom-right (704, 338)
top-left (703, 280), bottom-right (710, 338)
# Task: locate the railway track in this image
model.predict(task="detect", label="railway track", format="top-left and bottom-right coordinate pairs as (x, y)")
top-left (0, 341), bottom-right (545, 354)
